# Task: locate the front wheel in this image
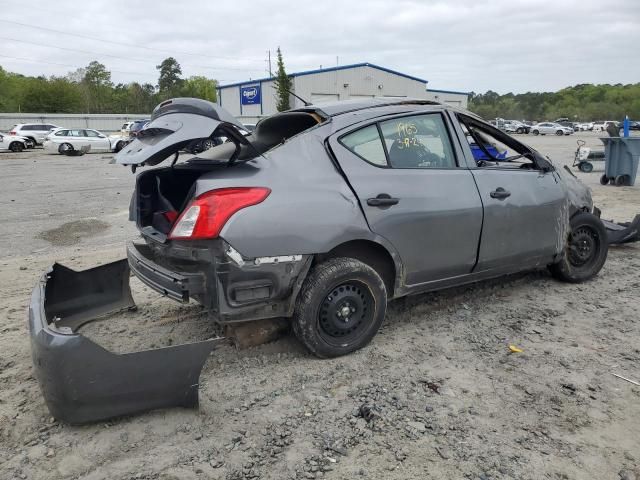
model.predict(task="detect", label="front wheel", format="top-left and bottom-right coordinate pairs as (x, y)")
top-left (293, 257), bottom-right (387, 358)
top-left (549, 212), bottom-right (608, 283)
top-left (556, 130), bottom-right (564, 136)
top-left (532, 130), bottom-right (539, 135)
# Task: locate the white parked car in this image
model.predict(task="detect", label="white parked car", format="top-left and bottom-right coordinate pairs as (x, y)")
top-left (591, 121), bottom-right (619, 132)
top-left (530, 122), bottom-right (574, 136)
top-left (0, 132), bottom-right (29, 152)
top-left (9, 123), bottom-right (60, 145)
top-left (43, 128), bottom-right (129, 154)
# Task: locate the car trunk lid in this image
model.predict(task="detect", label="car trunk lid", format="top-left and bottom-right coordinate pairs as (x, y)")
top-left (115, 98), bottom-right (253, 168)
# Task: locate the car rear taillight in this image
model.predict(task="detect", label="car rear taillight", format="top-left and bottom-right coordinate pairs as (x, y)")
top-left (168, 187), bottom-right (270, 240)
top-left (9, 131), bottom-right (16, 135)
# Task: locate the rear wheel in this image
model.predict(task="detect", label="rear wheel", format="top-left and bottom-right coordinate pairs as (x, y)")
top-left (58, 142), bottom-right (73, 154)
top-left (293, 257), bottom-right (387, 358)
top-left (578, 162), bottom-right (593, 173)
top-left (600, 174), bottom-right (610, 185)
top-left (615, 175), bottom-right (629, 186)
top-left (550, 212), bottom-right (608, 283)
top-left (9, 142), bottom-right (24, 152)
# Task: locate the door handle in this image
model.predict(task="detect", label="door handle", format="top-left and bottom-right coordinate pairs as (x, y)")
top-left (367, 194), bottom-right (399, 207)
top-left (490, 187), bottom-right (511, 199)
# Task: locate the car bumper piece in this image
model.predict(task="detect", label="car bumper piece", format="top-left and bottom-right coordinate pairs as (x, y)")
top-left (28, 259), bottom-right (223, 424)
top-left (602, 214), bottom-right (640, 245)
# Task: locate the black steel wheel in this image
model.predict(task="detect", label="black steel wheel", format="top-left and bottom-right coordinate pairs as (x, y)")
top-left (318, 281), bottom-right (374, 345)
top-left (578, 161), bottom-right (593, 173)
top-left (600, 174), bottom-right (609, 185)
top-left (58, 142), bottom-right (73, 154)
top-left (9, 141), bottom-right (24, 152)
top-left (293, 257), bottom-right (387, 358)
top-left (550, 212), bottom-right (608, 283)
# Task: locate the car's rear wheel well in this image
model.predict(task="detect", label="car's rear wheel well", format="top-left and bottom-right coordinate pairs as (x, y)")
top-left (315, 240), bottom-right (396, 296)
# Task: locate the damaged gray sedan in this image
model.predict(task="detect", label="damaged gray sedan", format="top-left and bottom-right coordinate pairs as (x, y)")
top-left (30, 97), bottom-right (612, 423)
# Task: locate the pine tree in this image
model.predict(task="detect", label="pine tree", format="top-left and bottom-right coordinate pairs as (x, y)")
top-left (274, 47), bottom-right (292, 112)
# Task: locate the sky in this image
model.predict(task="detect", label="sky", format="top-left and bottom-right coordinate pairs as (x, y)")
top-left (0, 0), bottom-right (638, 94)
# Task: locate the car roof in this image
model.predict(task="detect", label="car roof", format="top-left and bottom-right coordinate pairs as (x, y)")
top-left (295, 97), bottom-right (440, 117)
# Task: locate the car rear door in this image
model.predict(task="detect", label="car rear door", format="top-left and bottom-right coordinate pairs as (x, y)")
top-left (329, 111), bottom-right (483, 287)
top-left (452, 113), bottom-right (566, 271)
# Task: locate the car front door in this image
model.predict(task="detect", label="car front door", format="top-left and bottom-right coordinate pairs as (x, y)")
top-left (453, 113), bottom-right (566, 271)
top-left (84, 129), bottom-right (110, 151)
top-left (329, 111), bottom-right (484, 287)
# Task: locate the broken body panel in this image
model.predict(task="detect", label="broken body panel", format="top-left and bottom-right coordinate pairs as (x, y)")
top-left (28, 260), bottom-right (223, 424)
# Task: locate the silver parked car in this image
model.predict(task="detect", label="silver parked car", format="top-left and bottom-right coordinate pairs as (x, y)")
top-left (30, 98), bottom-right (611, 423)
top-left (9, 123), bottom-right (60, 145)
top-left (0, 132), bottom-right (29, 152)
top-left (43, 128), bottom-right (129, 154)
top-left (531, 122), bottom-right (574, 136)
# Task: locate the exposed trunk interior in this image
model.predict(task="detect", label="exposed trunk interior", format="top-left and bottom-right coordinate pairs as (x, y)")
top-left (136, 167), bottom-right (203, 236)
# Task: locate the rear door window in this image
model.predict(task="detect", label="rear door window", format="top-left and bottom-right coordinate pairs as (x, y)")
top-left (340, 125), bottom-right (388, 166)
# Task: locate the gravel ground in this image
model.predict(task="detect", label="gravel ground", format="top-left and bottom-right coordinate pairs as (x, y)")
top-left (0, 132), bottom-right (638, 480)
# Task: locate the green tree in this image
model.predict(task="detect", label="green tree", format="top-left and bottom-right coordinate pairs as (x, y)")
top-left (21, 77), bottom-right (84, 113)
top-left (181, 76), bottom-right (217, 102)
top-left (82, 61), bottom-right (113, 113)
top-left (156, 57), bottom-right (183, 99)
top-left (274, 47), bottom-right (292, 112)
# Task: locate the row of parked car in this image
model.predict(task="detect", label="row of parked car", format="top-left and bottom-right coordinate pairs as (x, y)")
top-left (491, 117), bottom-right (640, 137)
top-left (1, 118), bottom-right (258, 155)
top-left (0, 120), bottom-right (154, 155)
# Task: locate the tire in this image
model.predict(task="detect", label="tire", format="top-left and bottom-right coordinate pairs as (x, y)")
top-left (556, 130), bottom-right (564, 136)
top-left (600, 174), bottom-right (609, 185)
top-left (532, 130), bottom-right (539, 135)
top-left (293, 257), bottom-right (387, 358)
top-left (27, 137), bottom-right (37, 147)
top-left (516, 128), bottom-right (524, 134)
top-left (58, 142), bottom-right (73, 154)
top-left (114, 140), bottom-right (125, 153)
top-left (615, 175), bottom-right (629, 186)
top-left (549, 212), bottom-right (608, 283)
top-left (578, 162), bottom-right (593, 173)
top-left (25, 138), bottom-right (35, 148)
top-left (9, 142), bottom-right (24, 152)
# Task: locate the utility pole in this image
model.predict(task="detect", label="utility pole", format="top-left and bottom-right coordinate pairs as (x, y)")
top-left (267, 50), bottom-right (272, 77)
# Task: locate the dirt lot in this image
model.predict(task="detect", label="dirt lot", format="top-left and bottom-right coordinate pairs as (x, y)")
top-left (1, 132), bottom-right (639, 480)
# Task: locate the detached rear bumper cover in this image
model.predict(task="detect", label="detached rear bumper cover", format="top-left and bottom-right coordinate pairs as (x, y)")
top-left (28, 259), bottom-right (222, 424)
top-left (603, 214), bottom-right (640, 245)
